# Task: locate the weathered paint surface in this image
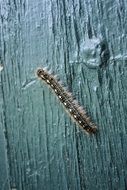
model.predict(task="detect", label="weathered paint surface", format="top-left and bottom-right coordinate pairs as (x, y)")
top-left (0, 74), bottom-right (10, 190)
top-left (0, 0), bottom-right (127, 189)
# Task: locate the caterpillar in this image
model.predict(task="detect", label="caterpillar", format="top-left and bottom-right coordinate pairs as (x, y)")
top-left (37, 68), bottom-right (97, 134)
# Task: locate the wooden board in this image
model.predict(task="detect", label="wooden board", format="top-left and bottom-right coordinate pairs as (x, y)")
top-left (0, 0), bottom-right (127, 189)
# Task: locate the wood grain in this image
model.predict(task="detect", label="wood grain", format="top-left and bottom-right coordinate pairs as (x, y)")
top-left (0, 0), bottom-right (127, 189)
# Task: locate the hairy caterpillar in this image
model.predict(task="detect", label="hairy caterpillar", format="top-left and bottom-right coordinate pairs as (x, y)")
top-left (37, 68), bottom-right (97, 134)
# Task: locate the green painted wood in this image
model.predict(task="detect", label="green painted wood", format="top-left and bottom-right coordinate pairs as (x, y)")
top-left (0, 0), bottom-right (127, 189)
top-left (0, 72), bottom-right (10, 190)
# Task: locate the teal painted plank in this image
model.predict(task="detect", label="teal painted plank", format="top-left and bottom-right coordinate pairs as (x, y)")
top-left (0, 71), bottom-right (10, 190)
top-left (0, 125), bottom-right (10, 190)
top-left (0, 0), bottom-right (127, 190)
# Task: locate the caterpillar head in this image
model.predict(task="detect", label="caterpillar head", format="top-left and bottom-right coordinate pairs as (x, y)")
top-left (36, 68), bottom-right (48, 80)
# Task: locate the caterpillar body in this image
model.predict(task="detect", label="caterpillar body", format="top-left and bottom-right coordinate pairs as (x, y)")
top-left (37, 68), bottom-right (97, 134)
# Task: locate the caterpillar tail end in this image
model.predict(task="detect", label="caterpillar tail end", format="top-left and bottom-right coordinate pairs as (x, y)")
top-left (85, 126), bottom-right (98, 134)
